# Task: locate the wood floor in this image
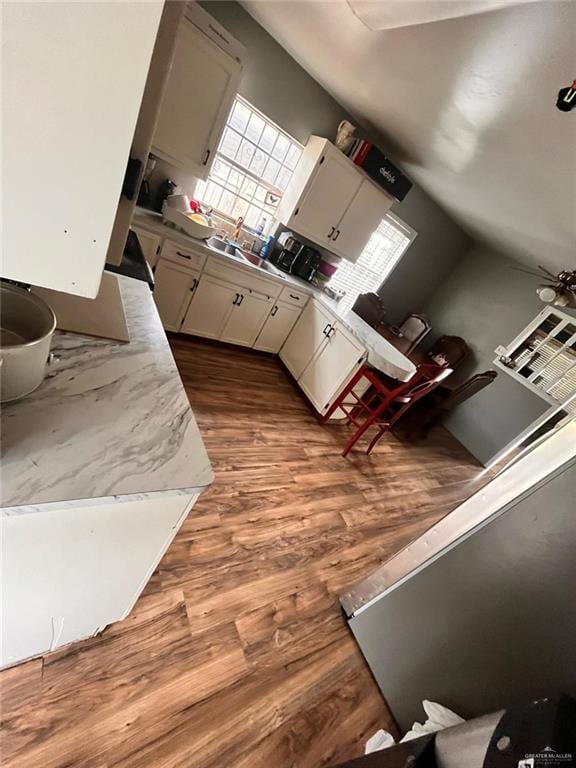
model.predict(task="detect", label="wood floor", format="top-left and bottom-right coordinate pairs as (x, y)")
top-left (0, 338), bottom-right (491, 768)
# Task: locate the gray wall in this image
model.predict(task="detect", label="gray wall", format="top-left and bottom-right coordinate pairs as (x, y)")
top-left (164, 1), bottom-right (471, 314)
top-left (350, 458), bottom-right (576, 732)
top-left (421, 244), bottom-right (566, 464)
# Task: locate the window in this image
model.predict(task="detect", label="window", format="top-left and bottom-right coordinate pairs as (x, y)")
top-left (329, 214), bottom-right (416, 314)
top-left (497, 307), bottom-right (576, 414)
top-left (195, 97), bottom-right (303, 234)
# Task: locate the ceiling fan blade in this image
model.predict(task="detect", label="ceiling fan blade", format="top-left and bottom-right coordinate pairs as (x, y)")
top-left (510, 266), bottom-right (550, 279)
top-left (537, 265), bottom-right (561, 280)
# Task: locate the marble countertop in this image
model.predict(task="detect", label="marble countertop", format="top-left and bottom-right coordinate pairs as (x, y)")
top-left (1, 275), bottom-right (213, 508)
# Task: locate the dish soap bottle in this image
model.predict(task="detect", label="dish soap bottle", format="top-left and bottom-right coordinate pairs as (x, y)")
top-left (255, 217), bottom-right (267, 236)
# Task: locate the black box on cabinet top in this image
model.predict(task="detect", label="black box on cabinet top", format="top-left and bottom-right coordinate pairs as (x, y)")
top-left (354, 143), bottom-right (412, 202)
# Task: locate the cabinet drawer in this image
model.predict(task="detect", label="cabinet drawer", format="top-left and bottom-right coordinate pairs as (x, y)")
top-left (159, 239), bottom-right (207, 272)
top-left (279, 285), bottom-right (310, 308)
top-left (204, 255), bottom-right (282, 299)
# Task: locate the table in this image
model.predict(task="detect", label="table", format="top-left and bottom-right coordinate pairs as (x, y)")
top-left (341, 312), bottom-right (416, 382)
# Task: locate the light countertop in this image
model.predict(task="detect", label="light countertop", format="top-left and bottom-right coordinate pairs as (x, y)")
top-left (133, 208), bottom-right (415, 381)
top-left (1, 275), bottom-right (213, 509)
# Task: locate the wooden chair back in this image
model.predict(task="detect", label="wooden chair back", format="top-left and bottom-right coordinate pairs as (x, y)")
top-left (446, 370), bottom-right (498, 408)
top-left (351, 293), bottom-right (386, 329)
top-left (398, 313), bottom-right (432, 352)
top-left (427, 335), bottom-right (469, 369)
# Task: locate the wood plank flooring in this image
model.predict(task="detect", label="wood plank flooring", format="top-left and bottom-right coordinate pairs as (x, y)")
top-left (0, 338), bottom-right (491, 768)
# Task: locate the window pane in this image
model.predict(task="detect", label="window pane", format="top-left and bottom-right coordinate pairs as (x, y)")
top-left (272, 134), bottom-right (289, 162)
top-left (245, 113), bottom-right (265, 144)
top-left (211, 158), bottom-right (230, 183)
top-left (245, 204), bottom-right (263, 228)
top-left (250, 147), bottom-right (268, 177)
top-left (219, 190), bottom-right (236, 216)
top-left (197, 96), bottom-right (303, 229)
top-left (262, 157), bottom-right (281, 185)
top-left (329, 216), bottom-right (413, 314)
top-left (220, 127), bottom-right (242, 159)
top-left (229, 168), bottom-right (245, 193)
top-left (231, 197), bottom-right (249, 220)
top-left (240, 178), bottom-right (257, 200)
top-left (259, 124), bottom-right (278, 153)
top-left (284, 144), bottom-right (302, 170)
top-left (236, 138), bottom-right (255, 169)
top-left (228, 100), bottom-right (251, 133)
top-left (254, 185), bottom-right (267, 203)
top-left (276, 166), bottom-right (293, 191)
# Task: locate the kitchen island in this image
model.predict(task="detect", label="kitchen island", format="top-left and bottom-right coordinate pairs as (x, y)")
top-left (1, 275), bottom-right (213, 668)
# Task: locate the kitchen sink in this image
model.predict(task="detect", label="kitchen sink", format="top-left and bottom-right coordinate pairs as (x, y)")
top-left (207, 236), bottom-right (243, 258)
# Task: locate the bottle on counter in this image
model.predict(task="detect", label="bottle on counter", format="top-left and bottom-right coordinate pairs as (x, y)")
top-left (259, 234), bottom-right (275, 260)
top-left (255, 217), bottom-right (267, 236)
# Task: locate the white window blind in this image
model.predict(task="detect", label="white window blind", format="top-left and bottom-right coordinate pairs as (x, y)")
top-left (329, 214), bottom-right (416, 314)
top-left (195, 96), bottom-right (303, 234)
top-left (501, 308), bottom-right (576, 414)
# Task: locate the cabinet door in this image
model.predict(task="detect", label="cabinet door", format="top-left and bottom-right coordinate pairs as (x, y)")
top-left (152, 18), bottom-right (241, 177)
top-left (180, 275), bottom-right (238, 339)
top-left (3, 2), bottom-right (162, 297)
top-left (289, 150), bottom-right (361, 246)
top-left (153, 261), bottom-right (199, 332)
top-left (254, 302), bottom-right (302, 354)
top-left (331, 180), bottom-right (394, 263)
top-left (132, 226), bottom-right (162, 267)
top-left (299, 322), bottom-right (365, 414)
top-left (279, 300), bottom-right (334, 379)
top-left (220, 292), bottom-right (274, 348)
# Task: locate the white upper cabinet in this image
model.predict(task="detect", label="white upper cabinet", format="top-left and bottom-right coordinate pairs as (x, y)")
top-left (289, 151), bottom-right (362, 248)
top-left (330, 179), bottom-right (393, 261)
top-left (276, 137), bottom-right (395, 264)
top-left (2, 2), bottom-right (163, 297)
top-left (152, 16), bottom-right (243, 178)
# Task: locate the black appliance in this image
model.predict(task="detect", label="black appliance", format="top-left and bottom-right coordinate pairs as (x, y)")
top-left (273, 234), bottom-right (303, 273)
top-left (105, 230), bottom-right (155, 290)
top-left (291, 245), bottom-right (321, 282)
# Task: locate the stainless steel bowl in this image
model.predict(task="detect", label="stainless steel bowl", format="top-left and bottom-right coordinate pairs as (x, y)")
top-left (1, 283), bottom-right (56, 402)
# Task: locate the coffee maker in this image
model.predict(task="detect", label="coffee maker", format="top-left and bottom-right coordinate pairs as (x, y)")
top-left (272, 235), bottom-right (302, 273)
top-left (291, 245), bottom-right (321, 282)
top-left (272, 236), bottom-right (321, 282)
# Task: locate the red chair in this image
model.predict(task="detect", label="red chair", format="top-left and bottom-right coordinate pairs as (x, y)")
top-left (323, 363), bottom-right (452, 457)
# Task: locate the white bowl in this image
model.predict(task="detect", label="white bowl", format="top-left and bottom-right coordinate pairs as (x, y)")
top-left (162, 207), bottom-right (217, 240)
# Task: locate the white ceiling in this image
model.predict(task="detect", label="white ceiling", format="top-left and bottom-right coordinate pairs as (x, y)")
top-left (242, 0), bottom-right (576, 272)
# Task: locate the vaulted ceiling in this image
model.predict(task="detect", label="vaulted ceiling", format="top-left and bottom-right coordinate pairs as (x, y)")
top-left (242, 0), bottom-right (576, 272)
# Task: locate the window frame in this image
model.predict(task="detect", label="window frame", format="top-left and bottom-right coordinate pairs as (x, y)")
top-left (194, 96), bottom-right (304, 235)
top-left (328, 212), bottom-right (417, 314)
top-left (494, 305), bottom-right (576, 408)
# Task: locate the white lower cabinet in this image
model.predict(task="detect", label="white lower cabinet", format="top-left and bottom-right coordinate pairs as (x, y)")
top-left (280, 300), bottom-right (366, 415)
top-left (254, 301), bottom-right (302, 354)
top-left (299, 321), bottom-right (365, 414)
top-left (280, 300), bottom-right (334, 379)
top-left (153, 260), bottom-right (200, 332)
top-left (131, 225), bottom-right (162, 267)
top-left (1, 492), bottom-right (200, 668)
top-left (180, 275), bottom-right (237, 339)
top-left (220, 291), bottom-right (273, 347)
